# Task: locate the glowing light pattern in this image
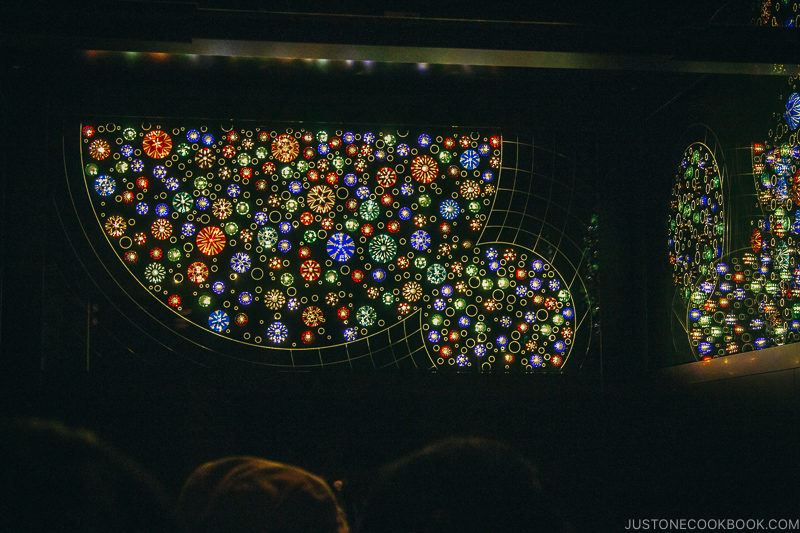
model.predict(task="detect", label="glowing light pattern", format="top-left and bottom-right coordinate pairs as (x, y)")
top-left (326, 232), bottom-right (355, 262)
top-left (82, 123), bottom-right (514, 360)
top-left (271, 134), bottom-right (299, 163)
top-left (785, 92), bottom-right (800, 130)
top-left (410, 155), bottom-right (439, 183)
top-left (757, 0), bottom-right (800, 28)
top-left (368, 234), bottom-right (397, 263)
top-left (142, 129), bottom-right (173, 159)
top-left (196, 226), bottom-right (227, 256)
top-left (674, 79), bottom-right (800, 359)
top-left (422, 245), bottom-right (575, 371)
top-left (667, 143), bottom-right (725, 296)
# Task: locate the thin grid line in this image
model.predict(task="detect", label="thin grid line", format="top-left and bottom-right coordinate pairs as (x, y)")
top-left (482, 221), bottom-right (581, 268)
top-left (533, 136), bottom-right (557, 252)
top-left (511, 135), bottom-right (536, 245)
top-left (385, 322), bottom-right (400, 369)
top-left (310, 310), bottom-right (425, 368)
top-left (492, 188), bottom-right (592, 230)
top-left (365, 335), bottom-right (376, 368)
top-left (345, 342), bottom-right (353, 369)
top-left (402, 309), bottom-right (419, 368)
top-left (495, 137), bottom-right (519, 238)
top-left (551, 155), bottom-right (577, 266)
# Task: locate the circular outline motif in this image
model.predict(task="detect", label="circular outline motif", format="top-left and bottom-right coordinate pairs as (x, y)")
top-left (79, 122), bottom-right (528, 360)
top-left (667, 141), bottom-right (725, 297)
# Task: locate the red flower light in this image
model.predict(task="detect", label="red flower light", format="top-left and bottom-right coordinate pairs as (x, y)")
top-left (376, 166), bottom-right (397, 187)
top-left (196, 226), bottom-right (226, 256)
top-left (187, 261), bottom-right (209, 284)
top-left (299, 212), bottom-right (314, 225)
top-left (301, 330), bottom-right (315, 344)
top-left (300, 259), bottom-right (321, 282)
top-left (142, 130), bottom-right (173, 159)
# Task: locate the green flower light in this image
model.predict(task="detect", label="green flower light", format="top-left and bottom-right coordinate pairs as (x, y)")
top-left (324, 269), bottom-right (338, 283)
top-left (359, 199), bottom-right (380, 221)
top-left (356, 305), bottom-right (377, 327)
top-left (235, 202), bottom-right (250, 216)
top-left (369, 234), bottom-right (397, 263)
top-left (224, 222), bottom-right (239, 235)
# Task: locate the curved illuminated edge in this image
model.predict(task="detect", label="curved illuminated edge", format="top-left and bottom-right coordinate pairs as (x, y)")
top-left (79, 122), bottom-right (505, 356)
top-left (668, 134), bottom-right (729, 361)
top-left (483, 241), bottom-right (578, 371)
top-left (675, 141), bottom-right (727, 286)
top-left (421, 240), bottom-right (578, 372)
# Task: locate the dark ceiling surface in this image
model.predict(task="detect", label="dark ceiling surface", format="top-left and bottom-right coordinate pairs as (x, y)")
top-left (3, 0), bottom-right (798, 62)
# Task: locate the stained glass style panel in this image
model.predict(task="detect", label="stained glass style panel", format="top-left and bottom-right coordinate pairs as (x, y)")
top-left (671, 79), bottom-right (800, 360)
top-left (77, 121), bottom-right (597, 371)
top-left (668, 142), bottom-right (726, 297)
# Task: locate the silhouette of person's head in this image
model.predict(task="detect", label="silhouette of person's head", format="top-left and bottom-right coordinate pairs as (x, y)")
top-left (358, 437), bottom-right (564, 533)
top-left (178, 456), bottom-right (349, 533)
top-left (0, 418), bottom-right (174, 533)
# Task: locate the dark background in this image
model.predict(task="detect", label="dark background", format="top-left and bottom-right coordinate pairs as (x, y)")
top-left (2, 2), bottom-right (799, 529)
